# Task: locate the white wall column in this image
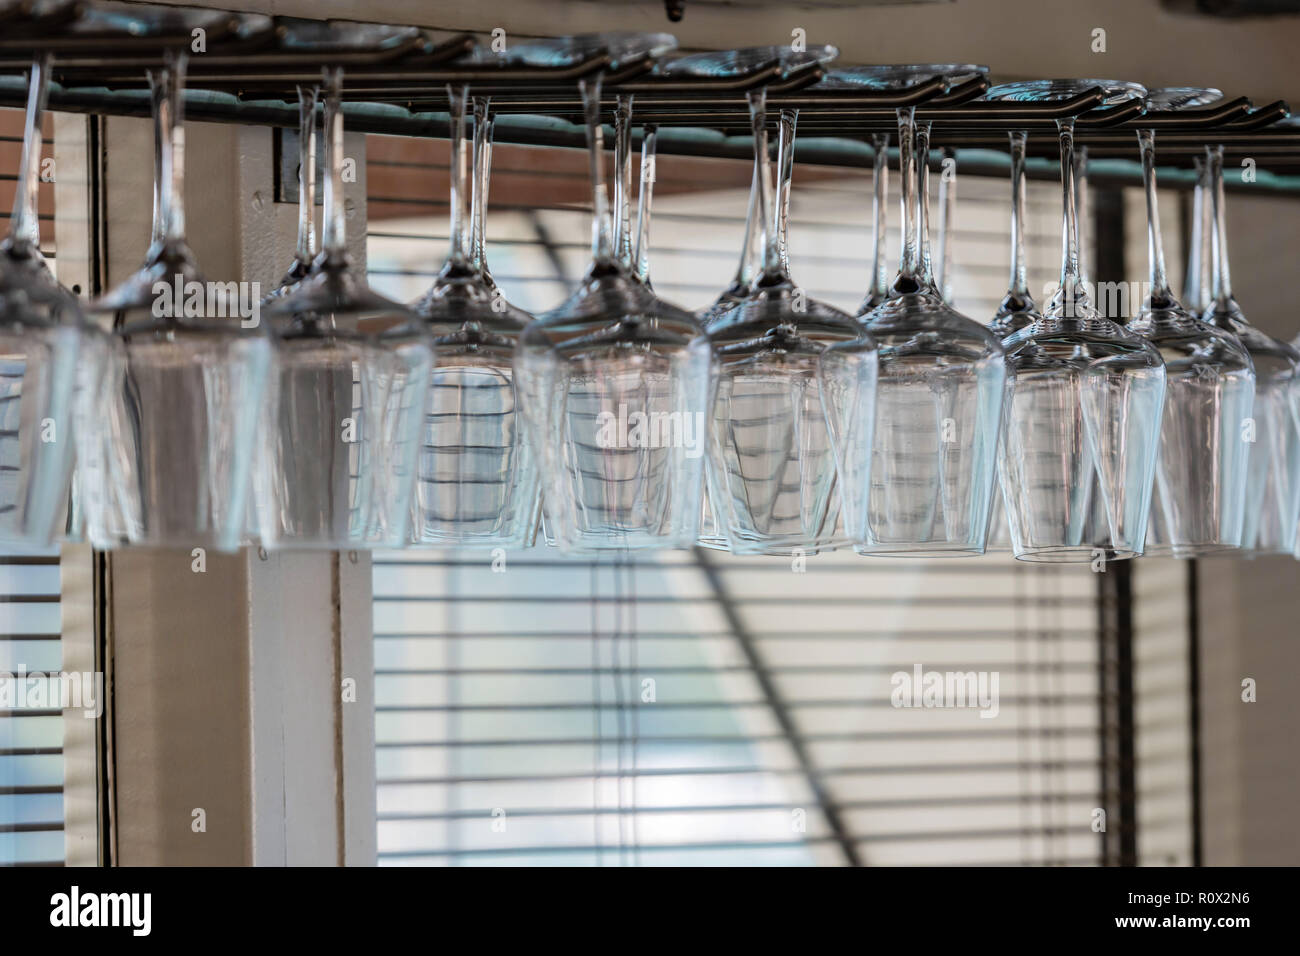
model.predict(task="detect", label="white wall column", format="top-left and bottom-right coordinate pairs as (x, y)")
top-left (70, 113), bottom-right (376, 866)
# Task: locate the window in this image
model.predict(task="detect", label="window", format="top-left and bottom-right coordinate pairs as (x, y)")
top-left (0, 107), bottom-right (64, 868)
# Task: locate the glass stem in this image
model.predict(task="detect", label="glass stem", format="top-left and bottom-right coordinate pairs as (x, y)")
top-left (895, 106), bottom-right (919, 282)
top-left (294, 84), bottom-right (319, 265)
top-left (471, 96), bottom-right (494, 275)
top-left (8, 54), bottom-right (51, 250)
top-left (1055, 118), bottom-right (1087, 317)
top-left (613, 94), bottom-right (635, 270)
top-left (320, 67), bottom-right (348, 257)
top-left (868, 132), bottom-right (889, 301)
top-left (774, 108), bottom-right (798, 278)
top-left (444, 84), bottom-right (471, 267)
top-left (1196, 158), bottom-right (1213, 313)
top-left (916, 121), bottom-right (936, 290)
top-left (1207, 145), bottom-right (1233, 306)
top-left (1075, 145), bottom-right (1090, 293)
top-left (634, 125), bottom-right (658, 284)
top-left (1182, 156), bottom-right (1205, 312)
top-left (1137, 128), bottom-right (1173, 307)
top-left (937, 147), bottom-right (956, 303)
top-left (731, 161), bottom-right (762, 291)
top-left (1006, 130), bottom-right (1030, 298)
top-left (155, 51), bottom-right (188, 245)
top-left (150, 66), bottom-right (165, 248)
top-left (579, 75), bottom-right (615, 265)
top-left (747, 88), bottom-right (780, 282)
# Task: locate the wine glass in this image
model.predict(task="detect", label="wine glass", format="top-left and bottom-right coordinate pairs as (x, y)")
top-left (0, 54), bottom-right (88, 548)
top-left (824, 66), bottom-right (1004, 557)
top-left (1128, 89), bottom-right (1255, 557)
top-left (255, 67), bottom-right (433, 550)
top-left (406, 85), bottom-right (538, 549)
top-left (86, 51), bottom-right (272, 552)
top-left (666, 46), bottom-right (869, 555)
top-left (987, 80), bottom-right (1165, 562)
top-left (1201, 143), bottom-right (1300, 555)
top-left (515, 33), bottom-right (715, 553)
top-left (984, 129), bottom-right (1043, 552)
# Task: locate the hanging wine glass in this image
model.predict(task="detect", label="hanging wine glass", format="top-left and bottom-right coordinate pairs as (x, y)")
top-left (824, 65), bottom-right (1003, 556)
top-left (665, 46), bottom-right (868, 555)
top-left (0, 54), bottom-right (88, 548)
top-left (516, 33), bottom-right (716, 553)
top-left (987, 80), bottom-right (1165, 562)
top-left (262, 85), bottom-right (319, 305)
top-left (407, 86), bottom-right (538, 549)
top-left (710, 101), bottom-right (869, 554)
top-left (255, 67), bottom-right (432, 550)
top-left (84, 51), bottom-right (272, 552)
top-left (1202, 143), bottom-right (1300, 555)
top-left (1126, 89), bottom-right (1255, 557)
top-left (983, 129), bottom-right (1043, 553)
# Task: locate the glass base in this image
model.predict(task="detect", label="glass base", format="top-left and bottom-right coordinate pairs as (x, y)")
top-left (1142, 542), bottom-right (1240, 559)
top-left (1013, 545), bottom-right (1140, 564)
top-left (407, 530), bottom-right (538, 551)
top-left (854, 544), bottom-right (987, 558)
top-left (553, 529), bottom-right (699, 553)
top-left (727, 535), bottom-right (849, 557)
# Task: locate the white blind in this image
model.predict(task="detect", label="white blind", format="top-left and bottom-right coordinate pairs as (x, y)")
top-left (0, 107), bottom-right (64, 869)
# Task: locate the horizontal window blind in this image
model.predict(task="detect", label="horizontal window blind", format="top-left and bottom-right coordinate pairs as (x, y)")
top-left (365, 132), bottom-right (1193, 865)
top-left (0, 106), bottom-right (63, 869)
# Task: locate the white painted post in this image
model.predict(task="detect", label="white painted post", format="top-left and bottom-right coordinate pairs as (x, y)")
top-left (61, 113), bottom-right (376, 866)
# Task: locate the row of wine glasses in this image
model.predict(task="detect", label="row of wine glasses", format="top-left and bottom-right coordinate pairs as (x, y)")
top-left (2, 36), bottom-right (1298, 561)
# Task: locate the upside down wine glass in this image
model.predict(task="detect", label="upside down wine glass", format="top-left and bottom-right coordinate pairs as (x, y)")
top-left (1201, 143), bottom-right (1300, 555)
top-left (666, 45), bottom-right (866, 554)
top-left (988, 80), bottom-right (1165, 562)
top-left (824, 68), bottom-right (1004, 557)
top-left (516, 34), bottom-right (713, 552)
top-left (407, 86), bottom-right (539, 548)
top-left (1129, 89), bottom-right (1254, 557)
top-left (0, 54), bottom-right (87, 547)
top-left (89, 51), bottom-right (272, 552)
top-left (256, 68), bottom-right (433, 549)
top-left (984, 128), bottom-right (1043, 552)
top-left (668, 45), bottom-right (840, 552)
top-left (707, 96), bottom-right (867, 554)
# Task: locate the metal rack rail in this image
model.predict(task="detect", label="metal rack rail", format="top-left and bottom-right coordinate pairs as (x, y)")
top-left (1, 0), bottom-right (1298, 188)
